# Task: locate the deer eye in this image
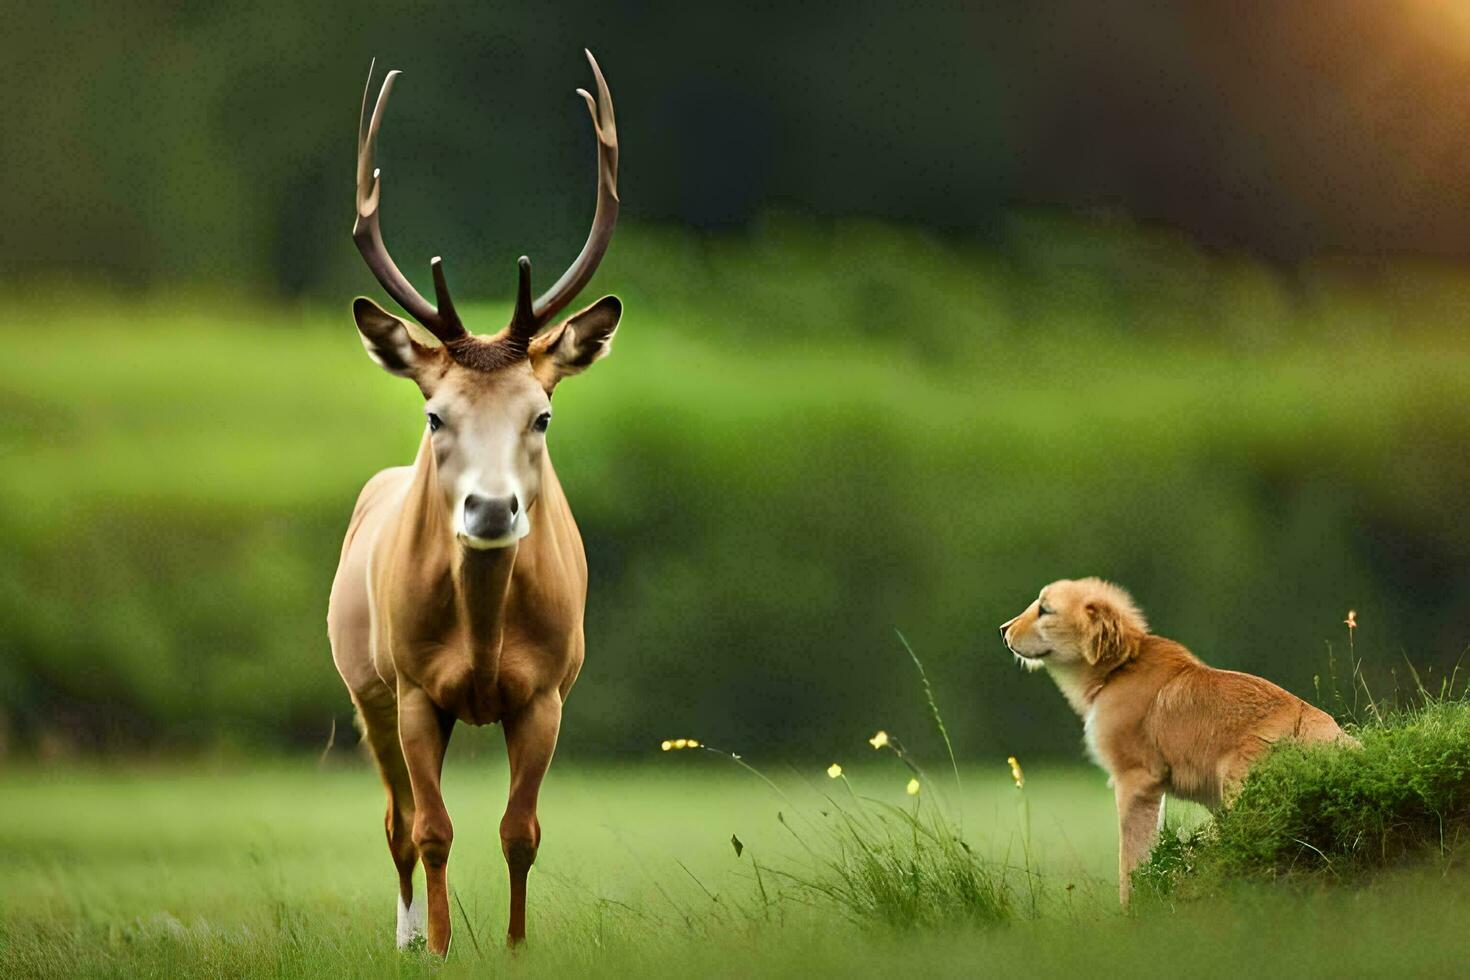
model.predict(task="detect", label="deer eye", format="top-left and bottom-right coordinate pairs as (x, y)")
top-left (1038, 603), bottom-right (1052, 617)
top-left (426, 412), bottom-right (443, 433)
top-left (532, 412), bottom-right (551, 433)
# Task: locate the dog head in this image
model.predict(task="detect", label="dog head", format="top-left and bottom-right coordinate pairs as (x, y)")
top-left (999, 578), bottom-right (1148, 673)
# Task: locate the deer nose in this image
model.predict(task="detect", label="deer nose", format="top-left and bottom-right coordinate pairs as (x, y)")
top-left (462, 493), bottom-right (519, 542)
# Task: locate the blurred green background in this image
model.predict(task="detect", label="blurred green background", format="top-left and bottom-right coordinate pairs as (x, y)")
top-left (3, 2), bottom-right (1469, 761)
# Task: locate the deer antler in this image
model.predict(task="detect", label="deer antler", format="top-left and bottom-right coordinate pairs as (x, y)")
top-left (353, 61), bottom-right (467, 345)
top-left (353, 52), bottom-right (618, 354)
top-left (510, 49), bottom-right (621, 339)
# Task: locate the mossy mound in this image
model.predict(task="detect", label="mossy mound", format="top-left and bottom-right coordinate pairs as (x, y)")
top-left (1139, 698), bottom-right (1470, 894)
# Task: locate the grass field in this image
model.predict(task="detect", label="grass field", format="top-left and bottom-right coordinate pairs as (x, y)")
top-left (3, 753), bottom-right (1467, 978)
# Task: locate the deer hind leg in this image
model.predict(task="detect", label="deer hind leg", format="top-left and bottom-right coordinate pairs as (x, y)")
top-left (501, 692), bottom-right (563, 947)
top-left (352, 685), bottom-right (423, 947)
top-left (397, 685), bottom-right (456, 957)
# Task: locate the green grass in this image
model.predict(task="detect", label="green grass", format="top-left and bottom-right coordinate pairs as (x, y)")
top-left (3, 755), bottom-right (1469, 978)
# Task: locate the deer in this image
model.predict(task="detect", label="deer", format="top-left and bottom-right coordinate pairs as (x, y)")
top-left (326, 50), bottom-right (621, 956)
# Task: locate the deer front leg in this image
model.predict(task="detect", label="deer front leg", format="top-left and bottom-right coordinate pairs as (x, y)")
top-left (398, 684), bottom-right (455, 956)
top-left (1114, 772), bottom-right (1165, 907)
top-left (501, 691), bottom-right (563, 947)
top-left (351, 686), bottom-right (422, 947)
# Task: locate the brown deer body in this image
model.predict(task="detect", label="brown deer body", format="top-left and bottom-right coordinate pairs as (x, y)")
top-left (327, 51), bottom-right (621, 955)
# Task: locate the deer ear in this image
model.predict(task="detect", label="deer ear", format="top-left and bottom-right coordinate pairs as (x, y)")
top-left (530, 295), bottom-right (622, 390)
top-left (352, 297), bottom-right (440, 383)
top-left (1084, 599), bottom-right (1134, 667)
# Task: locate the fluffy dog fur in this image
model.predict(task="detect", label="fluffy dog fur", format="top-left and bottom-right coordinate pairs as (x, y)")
top-left (999, 577), bottom-right (1354, 904)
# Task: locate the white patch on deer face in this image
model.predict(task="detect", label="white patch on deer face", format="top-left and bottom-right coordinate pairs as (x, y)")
top-left (424, 362), bottom-right (550, 550)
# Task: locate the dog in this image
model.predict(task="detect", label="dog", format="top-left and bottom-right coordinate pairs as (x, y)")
top-left (999, 577), bottom-right (1354, 905)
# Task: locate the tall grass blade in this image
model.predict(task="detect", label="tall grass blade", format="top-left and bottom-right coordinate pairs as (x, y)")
top-left (894, 628), bottom-right (962, 801)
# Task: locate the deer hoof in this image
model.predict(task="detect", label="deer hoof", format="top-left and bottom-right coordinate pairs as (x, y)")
top-left (396, 895), bottom-right (426, 949)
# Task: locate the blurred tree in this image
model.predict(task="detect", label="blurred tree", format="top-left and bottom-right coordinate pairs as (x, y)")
top-left (8, 1), bottom-right (1470, 298)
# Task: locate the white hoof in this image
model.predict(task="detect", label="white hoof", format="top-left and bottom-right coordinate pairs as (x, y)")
top-left (396, 894), bottom-right (426, 949)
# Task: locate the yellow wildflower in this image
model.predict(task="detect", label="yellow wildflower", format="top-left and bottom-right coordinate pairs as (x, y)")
top-left (1344, 610), bottom-right (1357, 630)
top-left (1008, 755), bottom-right (1025, 789)
top-left (660, 740), bottom-right (673, 751)
top-left (906, 778), bottom-right (920, 796)
top-left (687, 739), bottom-right (701, 748)
top-left (868, 730), bottom-right (890, 749)
top-left (827, 763), bottom-right (843, 779)
top-left (673, 738), bottom-right (688, 749)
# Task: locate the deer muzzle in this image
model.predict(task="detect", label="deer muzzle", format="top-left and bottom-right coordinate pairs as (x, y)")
top-left (459, 493), bottom-right (528, 550)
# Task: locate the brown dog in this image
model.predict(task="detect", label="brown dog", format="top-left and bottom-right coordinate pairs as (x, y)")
top-left (999, 577), bottom-right (1353, 904)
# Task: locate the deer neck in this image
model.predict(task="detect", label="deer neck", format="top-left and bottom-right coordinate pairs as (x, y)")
top-left (389, 433), bottom-right (518, 674)
top-left (453, 537), bottom-right (517, 657)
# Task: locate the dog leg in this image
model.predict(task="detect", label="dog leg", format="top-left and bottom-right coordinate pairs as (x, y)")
top-left (1115, 773), bottom-right (1165, 907)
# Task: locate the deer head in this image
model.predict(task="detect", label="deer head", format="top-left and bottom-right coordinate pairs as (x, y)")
top-left (351, 51), bottom-right (622, 549)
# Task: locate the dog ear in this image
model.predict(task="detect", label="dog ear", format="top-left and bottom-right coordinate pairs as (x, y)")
top-left (1084, 598), bottom-right (1138, 667)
